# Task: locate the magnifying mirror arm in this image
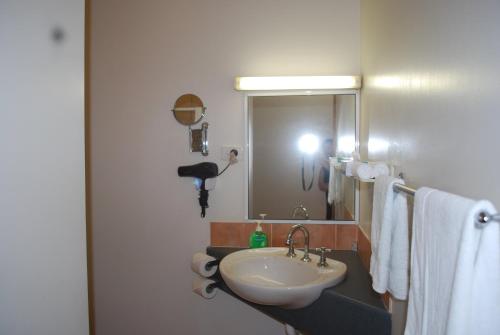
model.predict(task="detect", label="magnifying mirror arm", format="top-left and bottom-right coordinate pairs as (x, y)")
top-left (201, 122), bottom-right (209, 156)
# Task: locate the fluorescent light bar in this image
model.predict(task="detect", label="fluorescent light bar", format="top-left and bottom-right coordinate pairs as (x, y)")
top-left (234, 76), bottom-right (361, 91)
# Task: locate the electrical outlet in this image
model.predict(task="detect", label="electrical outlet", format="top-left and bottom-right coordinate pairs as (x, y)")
top-left (221, 146), bottom-right (242, 162)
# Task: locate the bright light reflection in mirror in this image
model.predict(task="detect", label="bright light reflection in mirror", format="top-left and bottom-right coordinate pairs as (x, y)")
top-left (298, 134), bottom-right (319, 154)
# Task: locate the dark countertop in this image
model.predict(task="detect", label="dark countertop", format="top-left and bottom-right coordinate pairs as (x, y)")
top-left (207, 247), bottom-right (391, 335)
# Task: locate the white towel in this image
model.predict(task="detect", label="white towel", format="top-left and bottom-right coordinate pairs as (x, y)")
top-left (404, 188), bottom-right (500, 335)
top-left (327, 157), bottom-right (339, 205)
top-left (370, 176), bottom-right (409, 300)
top-left (447, 200), bottom-right (500, 335)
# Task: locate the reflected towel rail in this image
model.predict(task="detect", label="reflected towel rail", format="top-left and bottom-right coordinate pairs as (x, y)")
top-left (392, 182), bottom-right (499, 227)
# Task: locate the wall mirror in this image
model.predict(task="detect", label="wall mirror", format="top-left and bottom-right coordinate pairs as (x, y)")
top-left (246, 91), bottom-right (359, 222)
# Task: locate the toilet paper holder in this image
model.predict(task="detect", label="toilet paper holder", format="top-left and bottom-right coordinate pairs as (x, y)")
top-left (206, 281), bottom-right (219, 294)
top-left (205, 259), bottom-right (220, 272)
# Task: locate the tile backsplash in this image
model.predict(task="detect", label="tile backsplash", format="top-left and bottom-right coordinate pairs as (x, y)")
top-left (210, 222), bottom-right (358, 250)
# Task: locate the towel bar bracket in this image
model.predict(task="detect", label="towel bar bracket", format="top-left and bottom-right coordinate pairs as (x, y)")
top-left (392, 182), bottom-right (499, 227)
top-left (475, 212), bottom-right (500, 227)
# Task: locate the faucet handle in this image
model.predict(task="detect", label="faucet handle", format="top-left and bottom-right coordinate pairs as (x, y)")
top-left (315, 247), bottom-right (332, 253)
top-left (315, 247), bottom-right (332, 267)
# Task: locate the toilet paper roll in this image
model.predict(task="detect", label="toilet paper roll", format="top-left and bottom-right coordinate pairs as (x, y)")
top-left (353, 162), bottom-right (374, 180)
top-left (192, 276), bottom-right (218, 299)
top-left (191, 252), bottom-right (218, 277)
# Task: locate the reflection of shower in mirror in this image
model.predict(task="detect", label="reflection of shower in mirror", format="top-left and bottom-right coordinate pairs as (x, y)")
top-left (301, 156), bottom-right (315, 191)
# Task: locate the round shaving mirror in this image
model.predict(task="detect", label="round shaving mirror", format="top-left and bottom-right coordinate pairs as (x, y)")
top-left (172, 94), bottom-right (206, 126)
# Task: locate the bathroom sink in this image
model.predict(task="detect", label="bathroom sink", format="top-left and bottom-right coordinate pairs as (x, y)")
top-left (219, 247), bottom-right (347, 309)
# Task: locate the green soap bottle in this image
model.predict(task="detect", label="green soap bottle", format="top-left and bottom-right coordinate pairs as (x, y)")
top-left (249, 214), bottom-right (268, 248)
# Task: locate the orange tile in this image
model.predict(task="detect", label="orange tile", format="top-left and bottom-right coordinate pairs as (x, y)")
top-left (211, 222), bottom-right (337, 250)
top-left (210, 222), bottom-right (272, 247)
top-left (210, 222), bottom-right (244, 247)
top-left (270, 223), bottom-right (293, 247)
top-left (335, 224), bottom-right (358, 250)
top-left (270, 223), bottom-right (334, 249)
top-left (357, 227), bottom-right (371, 271)
top-left (305, 224), bottom-right (335, 249)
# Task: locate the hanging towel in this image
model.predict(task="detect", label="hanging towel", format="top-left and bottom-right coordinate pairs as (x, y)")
top-left (447, 200), bottom-right (500, 335)
top-left (370, 175), bottom-right (409, 300)
top-left (404, 188), bottom-right (500, 335)
top-left (327, 157), bottom-right (339, 205)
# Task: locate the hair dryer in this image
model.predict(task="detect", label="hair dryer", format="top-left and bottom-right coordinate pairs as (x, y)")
top-left (177, 162), bottom-right (218, 217)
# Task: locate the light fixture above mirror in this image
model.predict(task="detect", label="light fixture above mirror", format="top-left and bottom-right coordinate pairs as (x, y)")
top-left (234, 76), bottom-right (361, 91)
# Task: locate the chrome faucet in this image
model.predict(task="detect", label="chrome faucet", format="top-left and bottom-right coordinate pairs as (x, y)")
top-left (285, 224), bottom-right (311, 262)
top-left (291, 204), bottom-right (309, 220)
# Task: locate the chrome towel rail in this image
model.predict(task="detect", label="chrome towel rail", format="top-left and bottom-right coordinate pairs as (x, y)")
top-left (393, 183), bottom-right (416, 196)
top-left (393, 182), bottom-right (499, 227)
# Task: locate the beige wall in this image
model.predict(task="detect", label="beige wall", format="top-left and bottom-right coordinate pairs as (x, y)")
top-left (360, 0), bottom-right (500, 333)
top-left (90, 0), bottom-right (360, 334)
top-left (360, 0), bottom-right (500, 219)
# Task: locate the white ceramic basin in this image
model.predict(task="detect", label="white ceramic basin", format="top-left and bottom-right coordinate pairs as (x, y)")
top-left (219, 247), bottom-right (347, 309)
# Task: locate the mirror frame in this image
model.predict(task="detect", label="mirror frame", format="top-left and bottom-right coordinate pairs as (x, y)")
top-left (172, 94), bottom-right (207, 126)
top-left (244, 89), bottom-right (360, 224)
